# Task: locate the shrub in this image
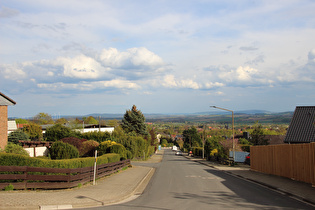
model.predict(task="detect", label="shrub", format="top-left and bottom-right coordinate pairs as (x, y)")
top-left (45, 124), bottom-right (72, 142)
top-left (126, 150), bottom-right (133, 159)
top-left (108, 143), bottom-right (127, 159)
top-left (81, 140), bottom-right (99, 157)
top-left (60, 137), bottom-right (87, 154)
top-left (4, 184), bottom-right (14, 191)
top-left (8, 130), bottom-right (30, 144)
top-left (50, 141), bottom-right (79, 160)
top-left (22, 122), bottom-right (43, 141)
top-left (192, 147), bottom-right (203, 157)
top-left (97, 140), bottom-right (117, 156)
top-left (4, 143), bottom-right (29, 156)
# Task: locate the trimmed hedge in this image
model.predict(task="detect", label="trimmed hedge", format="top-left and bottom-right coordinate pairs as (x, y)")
top-left (108, 144), bottom-right (127, 160)
top-left (0, 153), bottom-right (120, 168)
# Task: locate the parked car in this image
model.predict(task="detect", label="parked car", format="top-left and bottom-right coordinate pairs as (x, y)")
top-left (175, 150), bottom-right (183, 156)
top-left (244, 154), bottom-right (250, 165)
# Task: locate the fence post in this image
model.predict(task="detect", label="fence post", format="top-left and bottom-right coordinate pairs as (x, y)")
top-left (93, 150), bottom-right (98, 185)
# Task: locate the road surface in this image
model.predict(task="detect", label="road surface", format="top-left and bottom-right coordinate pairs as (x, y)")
top-left (87, 149), bottom-right (314, 209)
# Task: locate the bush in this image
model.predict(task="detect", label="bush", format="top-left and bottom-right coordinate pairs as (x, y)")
top-left (22, 122), bottom-right (43, 141)
top-left (4, 184), bottom-right (14, 191)
top-left (192, 147), bottom-right (203, 157)
top-left (50, 141), bottom-right (79, 160)
top-left (4, 143), bottom-right (29, 156)
top-left (81, 140), bottom-right (99, 157)
top-left (45, 124), bottom-right (72, 142)
top-left (8, 130), bottom-right (30, 144)
top-left (108, 143), bottom-right (127, 159)
top-left (60, 137), bottom-right (87, 154)
top-left (126, 150), bottom-right (133, 159)
top-left (97, 140), bottom-right (117, 156)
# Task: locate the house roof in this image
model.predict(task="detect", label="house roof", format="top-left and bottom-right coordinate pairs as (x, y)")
top-left (0, 92), bottom-right (16, 106)
top-left (284, 106), bottom-right (315, 143)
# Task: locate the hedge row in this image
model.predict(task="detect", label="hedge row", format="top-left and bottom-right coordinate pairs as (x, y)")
top-left (0, 153), bottom-right (120, 168)
top-left (192, 147), bottom-right (203, 157)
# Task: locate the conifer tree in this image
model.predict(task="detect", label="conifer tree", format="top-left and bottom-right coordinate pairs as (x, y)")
top-left (121, 105), bottom-right (147, 135)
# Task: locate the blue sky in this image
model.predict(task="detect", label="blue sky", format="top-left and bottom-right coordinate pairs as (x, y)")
top-left (1, 0), bottom-right (315, 118)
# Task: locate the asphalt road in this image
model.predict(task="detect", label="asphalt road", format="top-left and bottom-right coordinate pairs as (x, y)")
top-left (87, 149), bottom-right (315, 210)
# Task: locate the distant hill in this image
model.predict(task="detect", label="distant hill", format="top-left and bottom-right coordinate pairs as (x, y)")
top-left (59, 110), bottom-right (293, 125)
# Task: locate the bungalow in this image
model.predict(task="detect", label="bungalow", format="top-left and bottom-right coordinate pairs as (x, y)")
top-left (0, 92), bottom-right (16, 149)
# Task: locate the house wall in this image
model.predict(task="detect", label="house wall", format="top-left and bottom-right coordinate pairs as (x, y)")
top-left (74, 127), bottom-right (115, 133)
top-left (24, 147), bottom-right (49, 157)
top-left (0, 106), bottom-right (8, 150)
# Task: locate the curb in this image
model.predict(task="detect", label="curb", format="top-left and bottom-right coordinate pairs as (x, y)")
top-left (185, 156), bottom-right (315, 207)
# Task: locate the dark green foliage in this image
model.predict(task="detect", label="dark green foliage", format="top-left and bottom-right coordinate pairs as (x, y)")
top-left (182, 127), bottom-right (202, 149)
top-left (4, 143), bottom-right (29, 156)
top-left (121, 105), bottom-right (147, 135)
top-left (250, 123), bottom-right (269, 145)
top-left (126, 150), bottom-right (133, 159)
top-left (204, 136), bottom-right (227, 161)
top-left (50, 141), bottom-right (79, 160)
top-left (192, 147), bottom-right (203, 157)
top-left (0, 153), bottom-right (120, 168)
top-left (238, 138), bottom-right (252, 152)
top-left (160, 139), bottom-right (168, 147)
top-left (8, 130), bottom-right (29, 144)
top-left (108, 144), bottom-right (127, 159)
top-left (80, 140), bottom-right (99, 157)
top-left (45, 124), bottom-right (72, 142)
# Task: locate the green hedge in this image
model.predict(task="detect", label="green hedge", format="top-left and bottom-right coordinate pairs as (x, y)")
top-left (0, 153), bottom-right (120, 168)
top-left (192, 147), bottom-right (203, 157)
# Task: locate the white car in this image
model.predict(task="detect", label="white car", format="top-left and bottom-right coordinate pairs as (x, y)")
top-left (175, 150), bottom-right (183, 156)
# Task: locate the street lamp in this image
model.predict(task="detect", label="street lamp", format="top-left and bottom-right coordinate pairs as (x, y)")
top-left (210, 106), bottom-right (235, 163)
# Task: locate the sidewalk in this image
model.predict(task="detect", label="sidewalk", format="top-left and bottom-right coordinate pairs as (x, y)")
top-left (185, 155), bottom-right (315, 206)
top-left (0, 150), bottom-right (164, 210)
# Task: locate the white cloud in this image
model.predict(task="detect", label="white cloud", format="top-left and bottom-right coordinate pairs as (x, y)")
top-left (205, 82), bottom-right (225, 89)
top-left (218, 66), bottom-right (260, 83)
top-left (37, 79), bottom-right (140, 91)
top-left (57, 55), bottom-right (106, 79)
top-left (162, 75), bottom-right (178, 88)
top-left (0, 63), bottom-right (26, 80)
top-left (308, 49), bottom-right (315, 61)
top-left (99, 47), bottom-right (164, 69)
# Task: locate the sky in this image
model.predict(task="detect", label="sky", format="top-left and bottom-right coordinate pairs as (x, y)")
top-left (1, 0), bottom-right (315, 118)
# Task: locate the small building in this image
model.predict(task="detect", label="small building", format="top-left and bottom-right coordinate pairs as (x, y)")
top-left (0, 92), bottom-right (16, 149)
top-left (75, 124), bottom-right (115, 133)
top-left (284, 106), bottom-right (315, 144)
top-left (8, 120), bottom-right (17, 134)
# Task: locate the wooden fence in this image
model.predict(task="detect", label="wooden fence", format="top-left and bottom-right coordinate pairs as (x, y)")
top-left (0, 159), bottom-right (130, 190)
top-left (251, 143), bottom-right (315, 186)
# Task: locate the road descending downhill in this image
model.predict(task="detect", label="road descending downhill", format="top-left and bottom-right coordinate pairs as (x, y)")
top-left (86, 149), bottom-right (315, 210)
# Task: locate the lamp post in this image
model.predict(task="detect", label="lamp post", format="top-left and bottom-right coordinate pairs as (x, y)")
top-left (210, 106), bottom-right (235, 163)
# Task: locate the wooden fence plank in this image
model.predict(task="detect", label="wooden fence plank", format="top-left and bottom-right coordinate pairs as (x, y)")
top-left (251, 143), bottom-right (314, 185)
top-left (0, 160), bottom-right (130, 190)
